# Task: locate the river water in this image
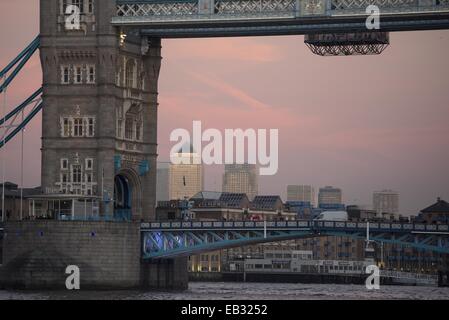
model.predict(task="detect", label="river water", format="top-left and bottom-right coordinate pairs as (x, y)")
top-left (1, 282), bottom-right (449, 300)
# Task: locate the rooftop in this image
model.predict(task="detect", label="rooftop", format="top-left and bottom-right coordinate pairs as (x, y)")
top-left (0, 182), bottom-right (41, 198)
top-left (251, 195), bottom-right (283, 210)
top-left (421, 198), bottom-right (449, 214)
top-left (191, 191), bottom-right (222, 201)
top-left (190, 191), bottom-right (249, 208)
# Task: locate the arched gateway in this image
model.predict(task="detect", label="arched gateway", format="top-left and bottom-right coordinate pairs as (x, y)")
top-left (114, 168), bottom-right (143, 220)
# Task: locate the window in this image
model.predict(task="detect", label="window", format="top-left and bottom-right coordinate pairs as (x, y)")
top-left (70, 0), bottom-right (85, 13)
top-left (87, 65), bottom-right (95, 84)
top-left (88, 0), bottom-right (94, 13)
top-left (117, 119), bottom-right (123, 138)
top-left (74, 66), bottom-right (82, 84)
top-left (126, 59), bottom-right (136, 88)
top-left (62, 118), bottom-right (71, 137)
top-left (125, 116), bottom-right (134, 140)
top-left (72, 186), bottom-right (82, 195)
top-left (136, 119), bottom-right (142, 141)
top-left (61, 159), bottom-right (69, 170)
top-left (117, 107), bottom-right (123, 119)
top-left (61, 0), bottom-right (85, 14)
top-left (63, 0), bottom-right (93, 14)
top-left (85, 158), bottom-right (93, 170)
top-left (72, 165), bottom-right (82, 183)
top-left (73, 118), bottom-right (83, 137)
top-left (61, 66), bottom-right (70, 84)
top-left (86, 118), bottom-right (95, 137)
top-left (61, 116), bottom-right (95, 138)
top-left (62, 173), bottom-right (68, 183)
top-left (86, 173), bottom-right (92, 183)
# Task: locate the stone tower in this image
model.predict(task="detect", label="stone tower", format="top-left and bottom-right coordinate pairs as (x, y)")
top-left (39, 0), bottom-right (160, 221)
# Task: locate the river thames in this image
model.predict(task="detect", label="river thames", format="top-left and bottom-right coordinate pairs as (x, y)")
top-left (1, 282), bottom-right (449, 300)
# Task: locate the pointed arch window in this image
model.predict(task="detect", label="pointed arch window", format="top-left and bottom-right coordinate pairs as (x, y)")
top-left (125, 59), bottom-right (137, 89)
top-left (72, 165), bottom-right (82, 183)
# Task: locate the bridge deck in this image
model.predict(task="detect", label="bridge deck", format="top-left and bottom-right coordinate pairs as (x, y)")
top-left (141, 220), bottom-right (449, 258)
top-left (141, 220), bottom-right (449, 233)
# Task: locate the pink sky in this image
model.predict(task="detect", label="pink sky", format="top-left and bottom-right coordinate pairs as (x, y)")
top-left (1, 1), bottom-right (449, 214)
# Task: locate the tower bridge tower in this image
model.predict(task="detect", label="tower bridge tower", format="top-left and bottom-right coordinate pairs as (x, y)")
top-left (39, 0), bottom-right (160, 221)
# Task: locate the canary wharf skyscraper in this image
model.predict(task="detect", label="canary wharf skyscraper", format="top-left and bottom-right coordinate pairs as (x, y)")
top-left (222, 163), bottom-right (258, 200)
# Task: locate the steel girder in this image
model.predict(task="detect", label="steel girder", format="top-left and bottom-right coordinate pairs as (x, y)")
top-left (143, 229), bottom-right (313, 258)
top-left (112, 0), bottom-right (449, 38)
top-left (319, 231), bottom-right (449, 254)
top-left (304, 32), bottom-right (390, 56)
top-left (141, 221), bottom-right (449, 259)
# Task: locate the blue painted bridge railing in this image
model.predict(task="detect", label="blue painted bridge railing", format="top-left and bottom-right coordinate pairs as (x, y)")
top-left (141, 220), bottom-right (449, 259)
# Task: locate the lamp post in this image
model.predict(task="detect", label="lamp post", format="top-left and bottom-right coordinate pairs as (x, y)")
top-left (243, 257), bottom-right (246, 283)
top-left (20, 108), bottom-right (24, 220)
top-left (1, 75), bottom-right (6, 222)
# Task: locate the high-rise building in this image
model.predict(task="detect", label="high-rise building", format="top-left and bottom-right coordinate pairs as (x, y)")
top-left (156, 162), bottom-right (170, 203)
top-left (373, 190), bottom-right (399, 217)
top-left (318, 186), bottom-right (342, 207)
top-left (287, 185), bottom-right (315, 206)
top-left (169, 147), bottom-right (204, 200)
top-left (222, 164), bottom-right (258, 200)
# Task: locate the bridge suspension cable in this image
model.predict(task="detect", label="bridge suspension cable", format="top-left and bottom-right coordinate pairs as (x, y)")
top-left (0, 101), bottom-right (42, 150)
top-left (0, 36), bottom-right (40, 94)
top-left (0, 36), bottom-right (42, 151)
top-left (0, 35), bottom-right (43, 222)
top-left (0, 88), bottom-right (42, 127)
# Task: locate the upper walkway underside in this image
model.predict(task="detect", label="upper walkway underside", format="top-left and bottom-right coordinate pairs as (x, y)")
top-left (113, 0), bottom-right (449, 37)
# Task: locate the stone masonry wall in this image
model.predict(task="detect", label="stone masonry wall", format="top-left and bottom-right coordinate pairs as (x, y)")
top-left (0, 221), bottom-right (141, 289)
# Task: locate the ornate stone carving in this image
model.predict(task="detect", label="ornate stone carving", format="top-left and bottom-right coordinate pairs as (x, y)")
top-left (59, 50), bottom-right (96, 59)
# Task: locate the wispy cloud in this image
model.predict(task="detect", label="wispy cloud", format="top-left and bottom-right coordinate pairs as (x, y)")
top-left (187, 71), bottom-right (272, 111)
top-left (164, 38), bottom-right (283, 63)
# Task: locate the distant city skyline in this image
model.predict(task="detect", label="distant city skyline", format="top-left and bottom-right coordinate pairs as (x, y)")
top-left (1, 1), bottom-right (449, 215)
top-left (318, 186), bottom-right (343, 207)
top-left (156, 162), bottom-right (170, 203)
top-left (168, 151), bottom-right (204, 201)
top-left (156, 160), bottom-right (407, 215)
top-left (222, 163), bottom-right (258, 200)
top-left (373, 189), bottom-right (399, 217)
top-left (287, 185), bottom-right (316, 206)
